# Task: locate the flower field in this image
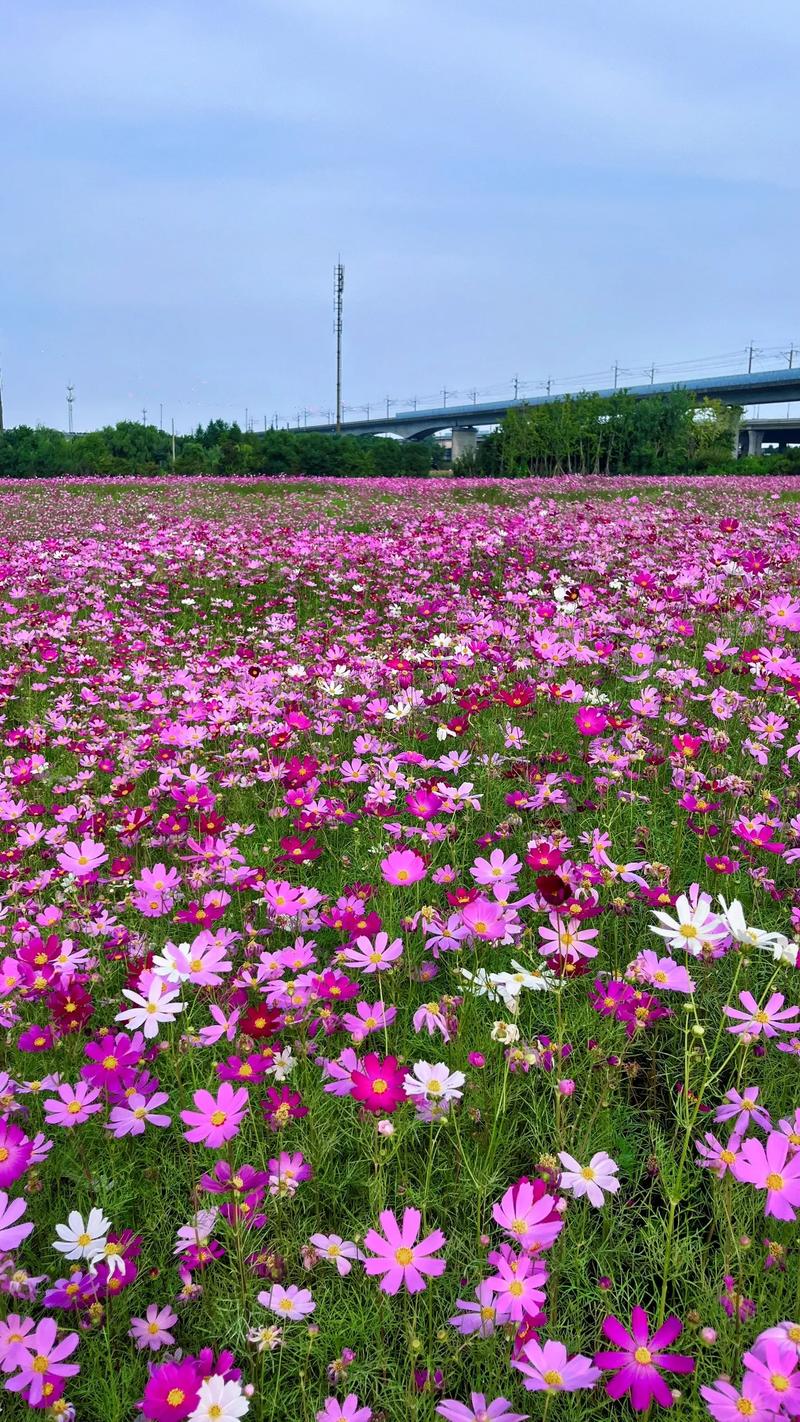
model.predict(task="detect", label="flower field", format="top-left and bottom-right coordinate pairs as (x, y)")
top-left (1, 473), bottom-right (800, 1421)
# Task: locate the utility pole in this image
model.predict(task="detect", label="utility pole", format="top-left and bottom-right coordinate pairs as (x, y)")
top-left (171, 418), bottom-right (176, 468)
top-left (546, 378), bottom-right (552, 397)
top-left (788, 345), bottom-right (795, 370)
top-left (67, 384), bottom-right (75, 436)
top-left (442, 388), bottom-right (449, 408)
top-left (385, 396), bottom-right (391, 418)
top-left (513, 374), bottom-right (519, 400)
top-left (142, 407), bottom-right (147, 426)
top-left (245, 406), bottom-right (248, 431)
top-left (747, 343), bottom-right (754, 374)
top-left (470, 389), bottom-right (477, 405)
top-left (0, 369), bottom-right (4, 433)
top-left (649, 363), bottom-right (655, 385)
top-left (334, 259), bottom-right (344, 433)
top-left (613, 362), bottom-right (619, 390)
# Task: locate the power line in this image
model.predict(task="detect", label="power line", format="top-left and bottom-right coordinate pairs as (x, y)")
top-left (334, 260), bottom-right (344, 434)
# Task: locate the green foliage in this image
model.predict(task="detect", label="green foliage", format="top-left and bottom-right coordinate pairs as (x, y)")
top-left (0, 422), bottom-right (436, 479)
top-left (497, 390), bottom-right (748, 477)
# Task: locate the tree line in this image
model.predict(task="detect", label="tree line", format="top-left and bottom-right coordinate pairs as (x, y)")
top-left (465, 390), bottom-right (795, 477)
top-left (0, 420), bottom-right (443, 479)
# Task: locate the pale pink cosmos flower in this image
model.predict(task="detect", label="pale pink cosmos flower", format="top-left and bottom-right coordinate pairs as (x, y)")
top-left (180, 1083), bottom-right (249, 1148)
top-left (129, 1302), bottom-right (178, 1351)
top-left (308, 1233), bottom-right (364, 1276)
top-left (436, 1396), bottom-right (527, 1422)
top-left (714, 1087), bottom-right (772, 1136)
top-left (470, 849), bottom-right (522, 887)
top-left (558, 1151), bottom-right (620, 1207)
top-left (513, 1338), bottom-right (601, 1394)
top-left (363, 1207), bottom-right (446, 1294)
top-left (258, 1282), bottom-right (316, 1320)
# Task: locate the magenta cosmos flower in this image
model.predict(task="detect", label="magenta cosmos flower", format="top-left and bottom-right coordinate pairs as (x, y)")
top-left (180, 1083), bottom-right (249, 1148)
top-left (141, 1357), bottom-right (200, 1420)
top-left (316, 1394), bottom-right (372, 1422)
top-left (350, 1053), bottom-right (406, 1113)
top-left (594, 1307), bottom-right (694, 1411)
top-left (513, 1338), bottom-right (601, 1394)
top-left (3, 1316), bottom-right (79, 1407)
top-left (363, 1207), bottom-right (446, 1294)
top-left (436, 1397), bottom-right (527, 1422)
top-left (380, 849), bottom-right (426, 886)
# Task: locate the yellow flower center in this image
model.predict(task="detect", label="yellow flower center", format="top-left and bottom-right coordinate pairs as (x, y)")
top-left (511, 1218), bottom-right (528, 1235)
top-left (480, 1305), bottom-right (496, 1321)
top-left (736, 1402), bottom-right (756, 1417)
top-left (166, 1389), bottom-right (186, 1407)
top-left (543, 1370), bottom-right (563, 1386)
top-left (766, 1173), bottom-right (784, 1191)
top-left (581, 1167), bottom-right (595, 1180)
top-left (210, 1110), bottom-right (227, 1127)
top-left (634, 1347), bottom-right (652, 1365)
top-left (508, 1281), bottom-right (524, 1297)
top-left (0, 1149), bottom-right (8, 1163)
top-left (680, 924), bottom-right (697, 939)
top-left (770, 1374), bottom-right (789, 1393)
top-left (395, 1247), bottom-right (414, 1266)
top-left (720, 1150), bottom-right (735, 1165)
top-left (102, 1056), bottom-right (118, 1070)
top-left (371, 1078), bottom-right (387, 1095)
top-left (396, 870), bottom-right (409, 881)
top-left (32, 1355), bottom-right (49, 1374)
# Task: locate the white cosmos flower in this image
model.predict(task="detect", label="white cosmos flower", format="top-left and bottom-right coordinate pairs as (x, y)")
top-left (188, 1374), bottom-right (249, 1421)
top-left (53, 1208), bottom-right (110, 1262)
top-left (116, 977), bottom-right (185, 1039)
top-left (403, 1061), bottom-right (465, 1102)
top-left (717, 897), bottom-right (794, 962)
top-left (649, 892), bottom-right (728, 957)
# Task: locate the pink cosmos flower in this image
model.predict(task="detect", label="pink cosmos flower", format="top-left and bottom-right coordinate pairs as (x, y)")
top-left (43, 1081), bottom-right (103, 1128)
top-left (461, 897), bottom-right (508, 942)
top-left (631, 951), bottom-right (695, 994)
top-left (538, 914), bottom-right (598, 962)
top-left (513, 1338), bottom-right (601, 1393)
top-left (0, 1190), bottom-right (34, 1252)
top-left (557, 1151), bottom-right (620, 1207)
top-left (258, 1282), bottom-right (316, 1320)
top-left (448, 1280), bottom-right (499, 1337)
top-left (700, 1375), bottom-right (775, 1422)
top-left (492, 1180), bottom-right (564, 1251)
top-left (56, 837), bottom-right (108, 878)
top-left (129, 1303), bottom-right (178, 1351)
top-left (733, 1132), bottom-right (800, 1220)
top-left (107, 1092), bottom-right (172, 1137)
top-left (380, 849), bottom-right (426, 886)
top-left (436, 1397), bottom-right (527, 1422)
top-left (3, 1315), bottom-right (79, 1407)
top-left (695, 1132), bottom-right (742, 1178)
top-left (363, 1207), bottom-right (446, 1294)
top-left (594, 1307), bottom-right (694, 1411)
top-left (342, 933), bottom-right (404, 973)
top-left (714, 1087), bottom-right (772, 1136)
top-left (316, 1396), bottom-right (372, 1422)
top-left (742, 1339), bottom-right (800, 1412)
top-left (470, 849), bottom-right (522, 887)
top-left (724, 991), bottom-right (800, 1038)
top-left (486, 1251), bottom-right (548, 1322)
top-left (0, 1121), bottom-right (33, 1187)
top-left (180, 1083), bottom-right (249, 1148)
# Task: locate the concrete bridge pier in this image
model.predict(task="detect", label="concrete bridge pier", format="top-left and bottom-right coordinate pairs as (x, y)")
top-left (747, 427), bottom-right (764, 457)
top-left (451, 426), bottom-right (478, 462)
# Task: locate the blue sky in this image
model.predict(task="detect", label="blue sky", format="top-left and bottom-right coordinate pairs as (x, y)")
top-left (2, 0), bottom-right (798, 431)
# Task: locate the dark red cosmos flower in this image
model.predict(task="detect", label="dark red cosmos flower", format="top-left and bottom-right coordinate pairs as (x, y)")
top-left (536, 873), bottom-right (571, 906)
top-left (240, 1003), bottom-right (282, 1039)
